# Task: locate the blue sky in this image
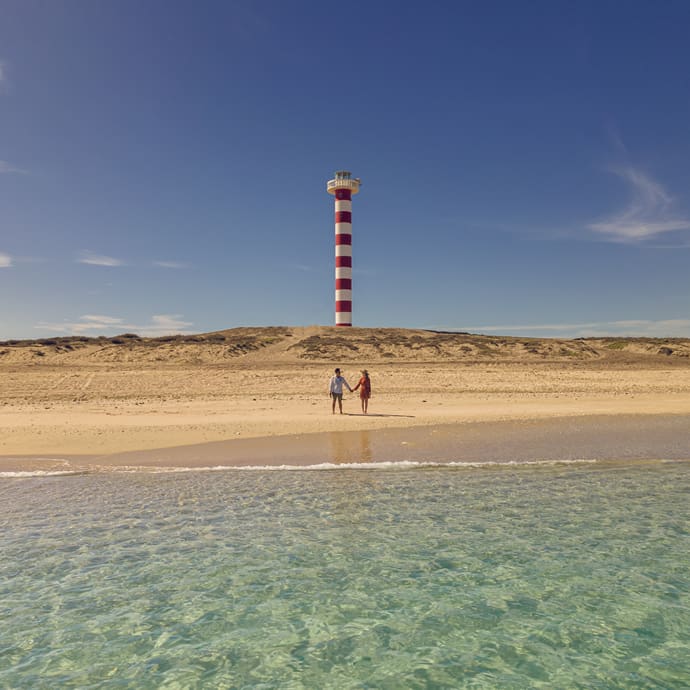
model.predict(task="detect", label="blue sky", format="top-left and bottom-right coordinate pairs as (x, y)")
top-left (2, 0), bottom-right (690, 339)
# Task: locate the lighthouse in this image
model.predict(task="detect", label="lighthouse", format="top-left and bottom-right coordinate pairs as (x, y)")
top-left (327, 170), bottom-right (361, 326)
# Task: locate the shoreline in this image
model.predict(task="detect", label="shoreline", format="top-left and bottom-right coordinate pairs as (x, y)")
top-left (2, 413), bottom-right (689, 474)
top-left (4, 327), bottom-right (690, 474)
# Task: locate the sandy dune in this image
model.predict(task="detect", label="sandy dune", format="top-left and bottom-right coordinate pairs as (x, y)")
top-left (2, 326), bottom-right (690, 461)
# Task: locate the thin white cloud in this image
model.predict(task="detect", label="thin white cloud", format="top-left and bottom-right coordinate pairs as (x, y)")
top-left (0, 252), bottom-right (12, 268)
top-left (153, 260), bottom-right (188, 269)
top-left (588, 167), bottom-right (690, 242)
top-left (0, 160), bottom-right (27, 174)
top-left (144, 315), bottom-right (194, 335)
top-left (77, 251), bottom-right (125, 267)
top-left (462, 322), bottom-right (601, 333)
top-left (451, 319), bottom-right (690, 338)
top-left (36, 315), bottom-right (127, 334)
top-left (605, 121), bottom-right (629, 157)
top-left (81, 314), bottom-right (125, 325)
top-left (36, 314), bottom-right (195, 337)
top-left (290, 263), bottom-right (317, 273)
top-left (0, 60), bottom-right (7, 90)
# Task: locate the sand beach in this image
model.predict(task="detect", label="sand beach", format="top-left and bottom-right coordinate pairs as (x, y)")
top-left (2, 326), bottom-right (690, 471)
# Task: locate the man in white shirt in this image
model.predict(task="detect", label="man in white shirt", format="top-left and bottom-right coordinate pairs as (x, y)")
top-left (328, 367), bottom-right (352, 414)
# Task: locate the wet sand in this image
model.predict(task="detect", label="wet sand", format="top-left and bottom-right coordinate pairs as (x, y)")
top-left (2, 414), bottom-right (688, 474)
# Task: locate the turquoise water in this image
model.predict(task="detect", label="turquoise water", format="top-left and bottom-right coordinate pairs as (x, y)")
top-left (2, 461), bottom-right (690, 689)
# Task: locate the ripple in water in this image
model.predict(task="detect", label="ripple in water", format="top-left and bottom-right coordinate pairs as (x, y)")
top-left (1, 461), bottom-right (690, 688)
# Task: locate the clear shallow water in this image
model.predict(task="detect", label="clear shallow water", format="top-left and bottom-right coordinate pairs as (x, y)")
top-left (2, 461), bottom-right (690, 689)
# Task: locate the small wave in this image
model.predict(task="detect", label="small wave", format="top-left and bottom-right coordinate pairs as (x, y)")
top-left (0, 470), bottom-right (89, 478)
top-left (235, 458), bottom-right (600, 471)
top-left (133, 458), bottom-right (601, 473)
top-left (4, 458), bottom-right (684, 478)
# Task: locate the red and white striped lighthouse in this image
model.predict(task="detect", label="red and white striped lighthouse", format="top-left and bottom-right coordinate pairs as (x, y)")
top-left (327, 170), bottom-right (361, 326)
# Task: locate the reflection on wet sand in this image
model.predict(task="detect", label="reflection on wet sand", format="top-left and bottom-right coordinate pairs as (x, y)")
top-left (329, 430), bottom-right (372, 464)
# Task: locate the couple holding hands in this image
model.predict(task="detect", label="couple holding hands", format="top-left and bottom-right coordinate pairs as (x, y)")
top-left (329, 367), bottom-right (371, 415)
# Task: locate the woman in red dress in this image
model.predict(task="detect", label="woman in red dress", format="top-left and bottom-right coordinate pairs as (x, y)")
top-left (352, 369), bottom-right (371, 414)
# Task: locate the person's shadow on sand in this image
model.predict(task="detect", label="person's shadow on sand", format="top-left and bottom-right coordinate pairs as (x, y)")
top-left (344, 413), bottom-right (415, 418)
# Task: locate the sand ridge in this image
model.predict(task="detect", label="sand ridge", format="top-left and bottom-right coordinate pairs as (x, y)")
top-left (3, 325), bottom-right (690, 365)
